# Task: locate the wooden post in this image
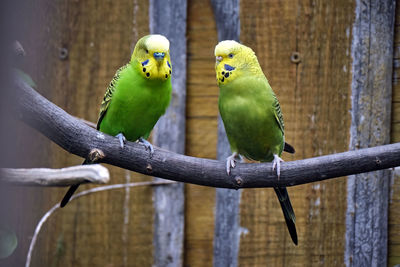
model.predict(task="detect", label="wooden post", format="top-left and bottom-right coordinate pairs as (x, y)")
top-left (149, 0), bottom-right (187, 266)
top-left (211, 0), bottom-right (241, 266)
top-left (346, 0), bottom-right (396, 266)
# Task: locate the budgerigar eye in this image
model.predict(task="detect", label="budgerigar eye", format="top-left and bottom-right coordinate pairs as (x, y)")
top-left (228, 53), bottom-right (234, 58)
top-left (146, 49), bottom-right (149, 54)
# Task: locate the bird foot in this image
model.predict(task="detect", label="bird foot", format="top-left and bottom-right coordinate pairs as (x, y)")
top-left (139, 137), bottom-right (154, 158)
top-left (226, 152), bottom-right (240, 175)
top-left (272, 154), bottom-right (284, 179)
top-left (116, 133), bottom-right (127, 148)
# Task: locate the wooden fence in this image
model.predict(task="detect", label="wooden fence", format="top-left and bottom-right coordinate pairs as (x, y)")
top-left (2, 0), bottom-right (400, 266)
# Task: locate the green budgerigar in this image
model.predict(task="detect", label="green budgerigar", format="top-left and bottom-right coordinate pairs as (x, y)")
top-left (60, 34), bottom-right (173, 207)
top-left (215, 40), bottom-right (298, 245)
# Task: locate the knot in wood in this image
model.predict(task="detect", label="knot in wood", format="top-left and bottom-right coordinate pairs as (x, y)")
top-left (375, 157), bottom-right (382, 166)
top-left (88, 148), bottom-right (105, 163)
top-left (235, 176), bottom-right (243, 187)
top-left (59, 47), bottom-right (69, 60)
top-left (290, 51), bottom-right (301, 64)
top-left (146, 164), bottom-right (153, 173)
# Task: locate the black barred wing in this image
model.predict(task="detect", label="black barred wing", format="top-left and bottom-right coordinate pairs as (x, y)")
top-left (273, 93), bottom-right (296, 154)
top-left (272, 93), bottom-right (284, 134)
top-left (96, 64), bottom-right (128, 129)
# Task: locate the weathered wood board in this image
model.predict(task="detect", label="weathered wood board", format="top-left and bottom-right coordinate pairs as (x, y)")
top-left (4, 0), bottom-right (400, 266)
top-left (389, 1), bottom-right (400, 266)
top-left (184, 0), bottom-right (219, 266)
top-left (13, 1), bottom-right (154, 266)
top-left (238, 0), bottom-right (354, 265)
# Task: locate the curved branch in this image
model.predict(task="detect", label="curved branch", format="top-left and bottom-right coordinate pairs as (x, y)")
top-left (14, 77), bottom-right (400, 188)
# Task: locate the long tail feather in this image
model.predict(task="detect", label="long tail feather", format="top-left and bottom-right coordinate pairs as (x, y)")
top-left (284, 142), bottom-right (295, 154)
top-left (60, 184), bottom-right (80, 207)
top-left (60, 159), bottom-right (89, 208)
top-left (274, 187), bottom-right (298, 245)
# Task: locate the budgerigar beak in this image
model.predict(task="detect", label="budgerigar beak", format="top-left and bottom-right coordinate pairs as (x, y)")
top-left (153, 52), bottom-right (165, 61)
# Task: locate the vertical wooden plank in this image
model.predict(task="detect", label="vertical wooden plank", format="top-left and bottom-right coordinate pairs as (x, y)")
top-left (389, 168), bottom-right (400, 266)
top-left (8, 2), bottom-right (82, 266)
top-left (17, 1), bottom-right (155, 266)
top-left (0, 3), bottom-right (41, 266)
top-left (210, 0), bottom-right (241, 266)
top-left (149, 0), bottom-right (187, 266)
top-left (392, 0), bottom-right (400, 143)
top-left (56, 1), bottom-right (153, 266)
top-left (346, 0), bottom-right (395, 266)
top-left (239, 0), bottom-right (354, 265)
top-left (55, 1), bottom-right (153, 265)
top-left (389, 1), bottom-right (400, 265)
top-left (184, 0), bottom-right (219, 266)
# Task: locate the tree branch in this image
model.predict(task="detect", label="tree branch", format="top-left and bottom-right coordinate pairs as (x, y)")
top-left (0, 165), bottom-right (109, 186)
top-left (14, 77), bottom-right (400, 188)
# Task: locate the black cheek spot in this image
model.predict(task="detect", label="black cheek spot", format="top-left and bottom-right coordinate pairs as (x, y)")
top-left (146, 73), bottom-right (150, 77)
top-left (143, 68), bottom-right (146, 72)
top-left (224, 72), bottom-right (229, 78)
top-left (221, 77), bottom-right (225, 82)
top-left (165, 74), bottom-right (168, 79)
top-left (222, 71), bottom-right (225, 75)
top-left (169, 70), bottom-right (171, 74)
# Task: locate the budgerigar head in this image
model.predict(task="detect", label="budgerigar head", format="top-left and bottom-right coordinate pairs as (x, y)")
top-left (131, 34), bottom-right (172, 81)
top-left (214, 40), bottom-right (262, 85)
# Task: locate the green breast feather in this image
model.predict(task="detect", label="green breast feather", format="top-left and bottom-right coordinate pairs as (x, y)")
top-left (97, 63), bottom-right (172, 141)
top-left (219, 76), bottom-right (284, 161)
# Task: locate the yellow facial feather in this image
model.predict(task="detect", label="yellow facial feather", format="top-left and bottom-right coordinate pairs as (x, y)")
top-left (131, 34), bottom-right (172, 81)
top-left (214, 40), bottom-right (263, 85)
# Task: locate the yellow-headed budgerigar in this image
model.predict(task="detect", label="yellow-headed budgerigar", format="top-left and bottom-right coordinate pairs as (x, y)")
top-left (60, 34), bottom-right (172, 207)
top-left (215, 40), bottom-right (297, 245)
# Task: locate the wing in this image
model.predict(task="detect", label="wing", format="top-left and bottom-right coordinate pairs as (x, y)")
top-left (272, 93), bottom-right (285, 134)
top-left (284, 142), bottom-right (295, 153)
top-left (96, 64), bottom-right (128, 129)
top-left (272, 93), bottom-right (297, 154)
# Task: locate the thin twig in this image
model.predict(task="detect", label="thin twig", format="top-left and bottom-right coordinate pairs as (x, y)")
top-left (0, 165), bottom-right (109, 186)
top-left (25, 180), bottom-right (176, 267)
